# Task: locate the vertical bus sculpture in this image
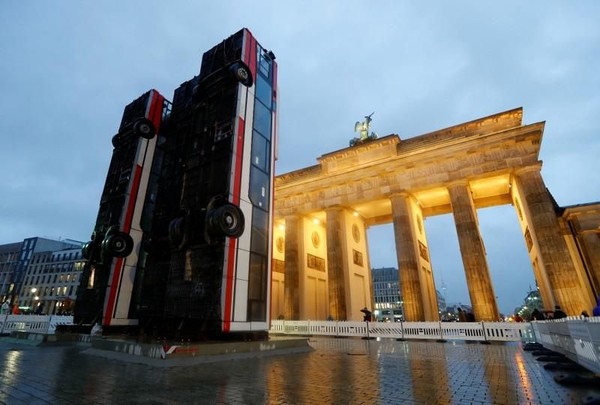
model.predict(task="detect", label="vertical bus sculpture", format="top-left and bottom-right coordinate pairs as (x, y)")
top-left (140, 28), bottom-right (278, 340)
top-left (75, 90), bottom-right (171, 329)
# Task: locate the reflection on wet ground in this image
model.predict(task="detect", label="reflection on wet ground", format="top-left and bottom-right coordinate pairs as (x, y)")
top-left (0, 337), bottom-right (598, 404)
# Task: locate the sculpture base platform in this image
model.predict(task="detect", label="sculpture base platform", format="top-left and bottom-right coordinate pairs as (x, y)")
top-left (83, 335), bottom-right (312, 366)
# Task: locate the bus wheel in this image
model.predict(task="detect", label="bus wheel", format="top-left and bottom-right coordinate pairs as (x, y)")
top-left (191, 84), bottom-right (202, 103)
top-left (103, 232), bottom-right (134, 257)
top-left (90, 230), bottom-right (100, 242)
top-left (168, 217), bottom-right (185, 247)
top-left (112, 133), bottom-right (126, 148)
top-left (133, 118), bottom-right (156, 139)
top-left (207, 203), bottom-right (245, 238)
top-left (82, 241), bottom-right (93, 260)
top-left (229, 61), bottom-right (253, 87)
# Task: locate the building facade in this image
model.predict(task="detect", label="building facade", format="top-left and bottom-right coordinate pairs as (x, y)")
top-left (372, 267), bottom-right (402, 321)
top-left (0, 237), bottom-right (83, 314)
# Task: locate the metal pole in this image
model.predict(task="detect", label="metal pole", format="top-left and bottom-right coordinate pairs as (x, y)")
top-left (0, 308), bottom-right (10, 335)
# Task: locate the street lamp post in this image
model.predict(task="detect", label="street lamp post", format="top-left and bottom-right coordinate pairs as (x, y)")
top-left (30, 288), bottom-right (39, 314)
top-left (400, 300), bottom-right (404, 321)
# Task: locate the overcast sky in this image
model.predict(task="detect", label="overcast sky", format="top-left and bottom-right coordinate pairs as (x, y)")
top-left (1, 2), bottom-right (599, 315)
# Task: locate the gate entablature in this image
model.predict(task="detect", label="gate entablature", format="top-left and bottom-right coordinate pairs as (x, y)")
top-left (275, 107), bottom-right (542, 222)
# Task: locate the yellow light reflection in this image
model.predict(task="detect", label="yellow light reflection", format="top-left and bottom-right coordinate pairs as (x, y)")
top-left (514, 350), bottom-right (533, 398)
top-left (5, 350), bottom-right (23, 382)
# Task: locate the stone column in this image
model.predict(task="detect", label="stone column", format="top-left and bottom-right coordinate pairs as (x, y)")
top-left (514, 168), bottom-right (589, 314)
top-left (448, 182), bottom-right (499, 321)
top-left (283, 215), bottom-right (300, 320)
top-left (325, 207), bottom-right (347, 320)
top-left (390, 193), bottom-right (424, 321)
top-left (580, 232), bottom-right (600, 294)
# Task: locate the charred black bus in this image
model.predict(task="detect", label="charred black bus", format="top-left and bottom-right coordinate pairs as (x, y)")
top-left (75, 89), bottom-right (171, 329)
top-left (139, 28), bottom-right (278, 339)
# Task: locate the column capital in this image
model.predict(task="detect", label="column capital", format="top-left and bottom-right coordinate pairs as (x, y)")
top-left (283, 213), bottom-right (302, 222)
top-left (324, 205), bottom-right (346, 213)
top-left (513, 162), bottom-right (543, 177)
top-left (389, 191), bottom-right (412, 200)
top-left (446, 179), bottom-right (470, 190)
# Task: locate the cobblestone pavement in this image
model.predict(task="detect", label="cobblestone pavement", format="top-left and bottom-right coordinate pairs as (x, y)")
top-left (0, 337), bottom-right (598, 404)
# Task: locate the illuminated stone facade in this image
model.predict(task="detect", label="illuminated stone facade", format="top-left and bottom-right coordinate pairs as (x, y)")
top-left (273, 107), bottom-right (599, 321)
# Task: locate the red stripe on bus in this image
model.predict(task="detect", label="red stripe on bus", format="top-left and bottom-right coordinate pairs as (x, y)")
top-left (103, 257), bottom-right (124, 325)
top-left (243, 30), bottom-right (256, 79)
top-left (222, 238), bottom-right (237, 332)
top-left (232, 117), bottom-right (244, 204)
top-left (123, 164), bottom-right (143, 232)
top-left (150, 92), bottom-right (164, 132)
top-left (223, 116), bottom-right (245, 331)
top-left (157, 94), bottom-right (164, 131)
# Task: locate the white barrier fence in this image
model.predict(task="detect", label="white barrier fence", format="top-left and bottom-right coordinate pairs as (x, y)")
top-left (271, 318), bottom-right (600, 373)
top-left (0, 314), bottom-right (74, 335)
top-left (2, 315), bottom-right (597, 373)
top-left (530, 317), bottom-right (600, 374)
top-left (269, 320), bottom-right (530, 342)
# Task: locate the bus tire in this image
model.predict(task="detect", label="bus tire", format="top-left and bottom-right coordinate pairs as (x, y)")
top-left (229, 61), bottom-right (253, 87)
top-left (168, 217), bottom-right (185, 247)
top-left (112, 133), bottom-right (126, 148)
top-left (82, 241), bottom-right (93, 260)
top-left (103, 231), bottom-right (134, 257)
top-left (207, 203), bottom-right (245, 238)
top-left (133, 118), bottom-right (155, 139)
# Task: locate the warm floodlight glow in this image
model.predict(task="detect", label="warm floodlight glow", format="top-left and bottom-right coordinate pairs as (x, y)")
top-left (313, 218), bottom-right (320, 225)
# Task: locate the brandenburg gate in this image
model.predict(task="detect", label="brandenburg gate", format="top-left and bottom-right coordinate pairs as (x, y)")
top-left (271, 108), bottom-right (599, 321)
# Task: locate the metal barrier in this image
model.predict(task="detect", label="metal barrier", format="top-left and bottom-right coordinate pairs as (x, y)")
top-left (0, 314), bottom-right (74, 335)
top-left (440, 322), bottom-right (486, 341)
top-left (529, 317), bottom-right (600, 373)
top-left (269, 320), bottom-right (530, 343)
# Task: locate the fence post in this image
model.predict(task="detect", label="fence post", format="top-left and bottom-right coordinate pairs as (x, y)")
top-left (437, 321), bottom-right (447, 342)
top-left (46, 315), bottom-right (54, 335)
top-left (396, 320), bottom-right (405, 341)
top-left (0, 311), bottom-right (9, 335)
top-left (362, 321), bottom-right (374, 340)
top-left (480, 321), bottom-right (490, 344)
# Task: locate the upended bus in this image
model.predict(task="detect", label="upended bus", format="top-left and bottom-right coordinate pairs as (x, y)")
top-left (74, 89), bottom-right (171, 329)
top-left (138, 28), bottom-right (278, 340)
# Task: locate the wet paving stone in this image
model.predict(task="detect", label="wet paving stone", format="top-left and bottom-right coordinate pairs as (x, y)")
top-left (0, 337), bottom-right (598, 404)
